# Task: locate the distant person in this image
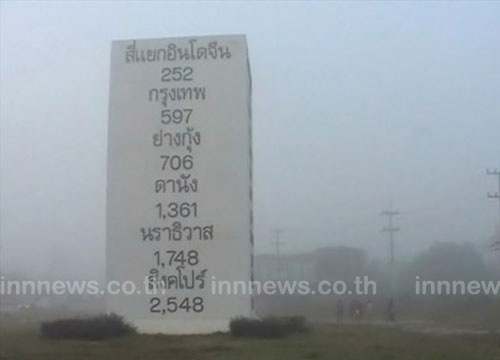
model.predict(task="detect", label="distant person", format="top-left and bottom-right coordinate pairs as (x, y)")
top-left (348, 300), bottom-right (355, 319)
top-left (386, 297), bottom-right (396, 322)
top-left (349, 299), bottom-right (363, 320)
top-left (366, 300), bottom-right (373, 312)
top-left (366, 300), bottom-right (374, 320)
top-left (336, 299), bottom-right (344, 323)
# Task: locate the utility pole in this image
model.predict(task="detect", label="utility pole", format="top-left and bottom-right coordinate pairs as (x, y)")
top-left (487, 167), bottom-right (500, 250)
top-left (381, 207), bottom-right (400, 320)
top-left (271, 228), bottom-right (285, 279)
top-left (381, 209), bottom-right (400, 264)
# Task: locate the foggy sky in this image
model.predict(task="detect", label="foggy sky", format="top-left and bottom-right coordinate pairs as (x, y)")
top-left (1, 1), bottom-right (499, 279)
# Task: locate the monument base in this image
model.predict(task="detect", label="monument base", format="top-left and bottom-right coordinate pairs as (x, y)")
top-left (134, 319), bottom-right (231, 334)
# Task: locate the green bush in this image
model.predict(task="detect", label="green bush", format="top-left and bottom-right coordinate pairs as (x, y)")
top-left (40, 313), bottom-right (136, 340)
top-left (229, 316), bottom-right (309, 338)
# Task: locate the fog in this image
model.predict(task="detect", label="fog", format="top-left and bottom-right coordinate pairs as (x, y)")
top-left (1, 1), bottom-right (499, 282)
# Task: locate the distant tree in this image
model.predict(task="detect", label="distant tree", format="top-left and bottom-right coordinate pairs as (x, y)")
top-left (408, 242), bottom-right (487, 282)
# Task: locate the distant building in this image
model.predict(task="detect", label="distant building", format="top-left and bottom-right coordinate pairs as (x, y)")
top-left (314, 246), bottom-right (367, 282)
top-left (254, 253), bottom-right (316, 281)
top-left (254, 246), bottom-right (367, 282)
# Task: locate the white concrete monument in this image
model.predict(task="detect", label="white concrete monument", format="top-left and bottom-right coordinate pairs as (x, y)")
top-left (106, 35), bottom-right (253, 334)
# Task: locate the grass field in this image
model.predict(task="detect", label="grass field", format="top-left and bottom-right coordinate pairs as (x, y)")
top-left (1, 318), bottom-right (499, 360)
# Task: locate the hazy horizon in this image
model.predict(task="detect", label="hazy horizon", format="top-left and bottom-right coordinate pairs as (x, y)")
top-left (1, 1), bottom-right (499, 280)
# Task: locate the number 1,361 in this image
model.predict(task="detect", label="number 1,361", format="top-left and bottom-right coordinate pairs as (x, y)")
top-left (156, 202), bottom-right (198, 219)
